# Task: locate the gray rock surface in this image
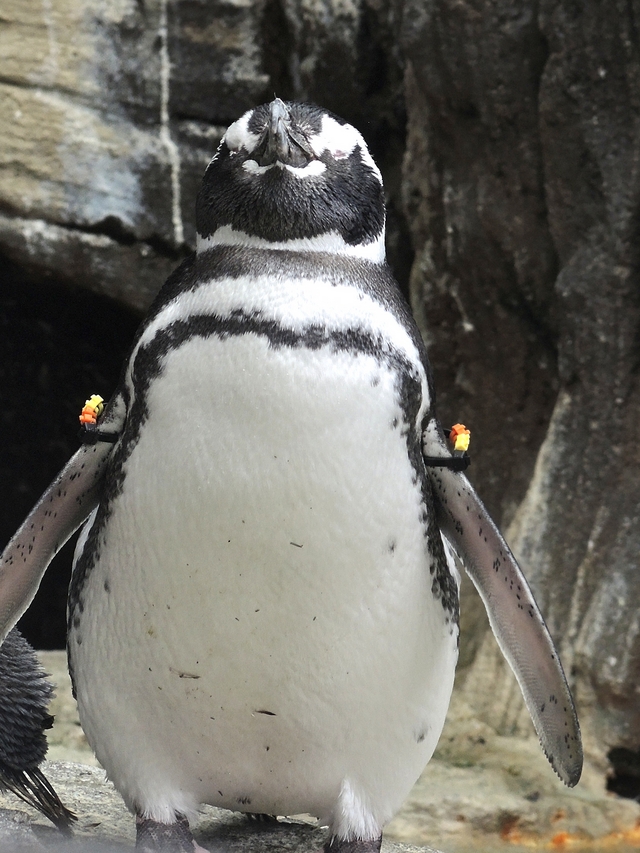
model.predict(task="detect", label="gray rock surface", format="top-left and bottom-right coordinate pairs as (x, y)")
top-left (397, 0), bottom-right (640, 761)
top-left (0, 0), bottom-right (408, 304)
top-left (0, 764), bottom-right (441, 852)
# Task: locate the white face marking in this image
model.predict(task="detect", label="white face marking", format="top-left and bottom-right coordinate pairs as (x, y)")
top-left (283, 159), bottom-right (327, 177)
top-left (242, 160), bottom-right (275, 175)
top-left (197, 225), bottom-right (386, 263)
top-left (242, 159), bottom-right (327, 178)
top-left (310, 115), bottom-right (383, 184)
top-left (309, 115), bottom-right (360, 158)
top-left (224, 109), bottom-right (381, 184)
top-left (223, 110), bottom-right (260, 154)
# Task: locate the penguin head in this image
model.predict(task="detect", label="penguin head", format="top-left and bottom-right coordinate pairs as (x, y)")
top-left (196, 99), bottom-right (386, 262)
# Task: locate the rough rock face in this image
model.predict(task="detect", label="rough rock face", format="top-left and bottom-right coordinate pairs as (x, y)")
top-left (399, 1), bottom-right (559, 527)
top-left (399, 0), bottom-right (640, 765)
top-left (2, 0), bottom-right (640, 782)
top-left (0, 0), bottom-right (408, 301)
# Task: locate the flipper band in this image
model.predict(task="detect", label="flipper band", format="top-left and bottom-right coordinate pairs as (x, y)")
top-left (423, 455), bottom-right (471, 471)
top-left (78, 394), bottom-right (119, 444)
top-left (423, 423), bottom-right (472, 470)
top-left (78, 425), bottom-right (120, 445)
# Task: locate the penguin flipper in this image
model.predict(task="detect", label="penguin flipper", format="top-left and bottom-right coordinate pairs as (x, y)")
top-left (423, 423), bottom-right (583, 787)
top-left (0, 441), bottom-right (114, 644)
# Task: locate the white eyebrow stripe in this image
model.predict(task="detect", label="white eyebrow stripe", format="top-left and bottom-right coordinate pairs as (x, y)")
top-left (309, 116), bottom-right (383, 183)
top-left (309, 116), bottom-right (360, 158)
top-left (222, 110), bottom-right (382, 184)
top-left (224, 110), bottom-right (260, 152)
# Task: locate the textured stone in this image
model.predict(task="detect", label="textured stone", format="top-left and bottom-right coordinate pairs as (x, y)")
top-left (398, 0), bottom-right (640, 761)
top-left (0, 214), bottom-right (176, 313)
top-left (0, 0), bottom-right (269, 271)
top-left (397, 0), bottom-right (561, 670)
top-left (0, 0), bottom-right (407, 298)
top-left (0, 762), bottom-right (443, 852)
top-left (399, 0), bottom-right (558, 529)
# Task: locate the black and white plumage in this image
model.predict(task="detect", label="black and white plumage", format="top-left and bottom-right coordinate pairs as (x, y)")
top-left (0, 628), bottom-right (75, 830)
top-left (0, 99), bottom-right (581, 853)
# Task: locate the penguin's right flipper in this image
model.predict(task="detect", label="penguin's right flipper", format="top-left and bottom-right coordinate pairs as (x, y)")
top-left (423, 419), bottom-right (582, 788)
top-left (0, 628), bottom-right (76, 830)
top-left (0, 439), bottom-right (116, 645)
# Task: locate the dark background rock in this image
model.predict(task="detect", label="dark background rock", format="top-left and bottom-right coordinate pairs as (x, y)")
top-left (0, 257), bottom-right (139, 648)
top-left (402, 0), bottom-right (640, 769)
top-left (399, 0), bottom-right (559, 527)
top-left (1, 0), bottom-right (640, 794)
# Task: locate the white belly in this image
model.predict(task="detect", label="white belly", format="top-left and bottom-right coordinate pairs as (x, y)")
top-left (69, 332), bottom-right (458, 830)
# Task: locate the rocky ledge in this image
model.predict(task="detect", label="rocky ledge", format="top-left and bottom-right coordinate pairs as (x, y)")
top-left (0, 762), bottom-right (439, 853)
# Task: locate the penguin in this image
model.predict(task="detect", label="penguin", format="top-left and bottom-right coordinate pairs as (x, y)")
top-left (0, 99), bottom-right (582, 853)
top-left (0, 627), bottom-right (75, 830)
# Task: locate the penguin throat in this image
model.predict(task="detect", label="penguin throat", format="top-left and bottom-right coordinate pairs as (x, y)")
top-left (196, 225), bottom-right (386, 263)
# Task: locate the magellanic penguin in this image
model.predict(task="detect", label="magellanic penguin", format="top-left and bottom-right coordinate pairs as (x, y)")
top-left (0, 627), bottom-right (75, 830)
top-left (0, 100), bottom-right (582, 852)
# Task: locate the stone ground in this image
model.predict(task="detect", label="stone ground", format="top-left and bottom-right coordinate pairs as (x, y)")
top-left (1, 652), bottom-right (639, 853)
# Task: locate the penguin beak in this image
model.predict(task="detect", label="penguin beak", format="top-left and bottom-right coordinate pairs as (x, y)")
top-left (253, 99), bottom-right (316, 168)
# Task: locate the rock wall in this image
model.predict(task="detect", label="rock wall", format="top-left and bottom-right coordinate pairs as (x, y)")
top-left (0, 0), bottom-right (408, 302)
top-left (399, 0), bottom-right (640, 764)
top-left (2, 0), bottom-right (640, 768)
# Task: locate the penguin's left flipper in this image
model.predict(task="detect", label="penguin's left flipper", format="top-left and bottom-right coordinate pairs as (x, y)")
top-left (0, 439), bottom-right (115, 644)
top-left (423, 421), bottom-right (583, 787)
top-left (0, 628), bottom-right (76, 831)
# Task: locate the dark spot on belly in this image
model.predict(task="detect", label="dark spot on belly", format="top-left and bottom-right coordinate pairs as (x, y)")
top-left (237, 796), bottom-right (251, 805)
top-left (169, 667), bottom-right (200, 679)
top-left (255, 709), bottom-right (277, 716)
top-left (388, 539), bottom-right (396, 554)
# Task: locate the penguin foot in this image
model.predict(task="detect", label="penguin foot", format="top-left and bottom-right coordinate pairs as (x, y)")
top-left (135, 813), bottom-right (208, 852)
top-left (323, 836), bottom-right (383, 853)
